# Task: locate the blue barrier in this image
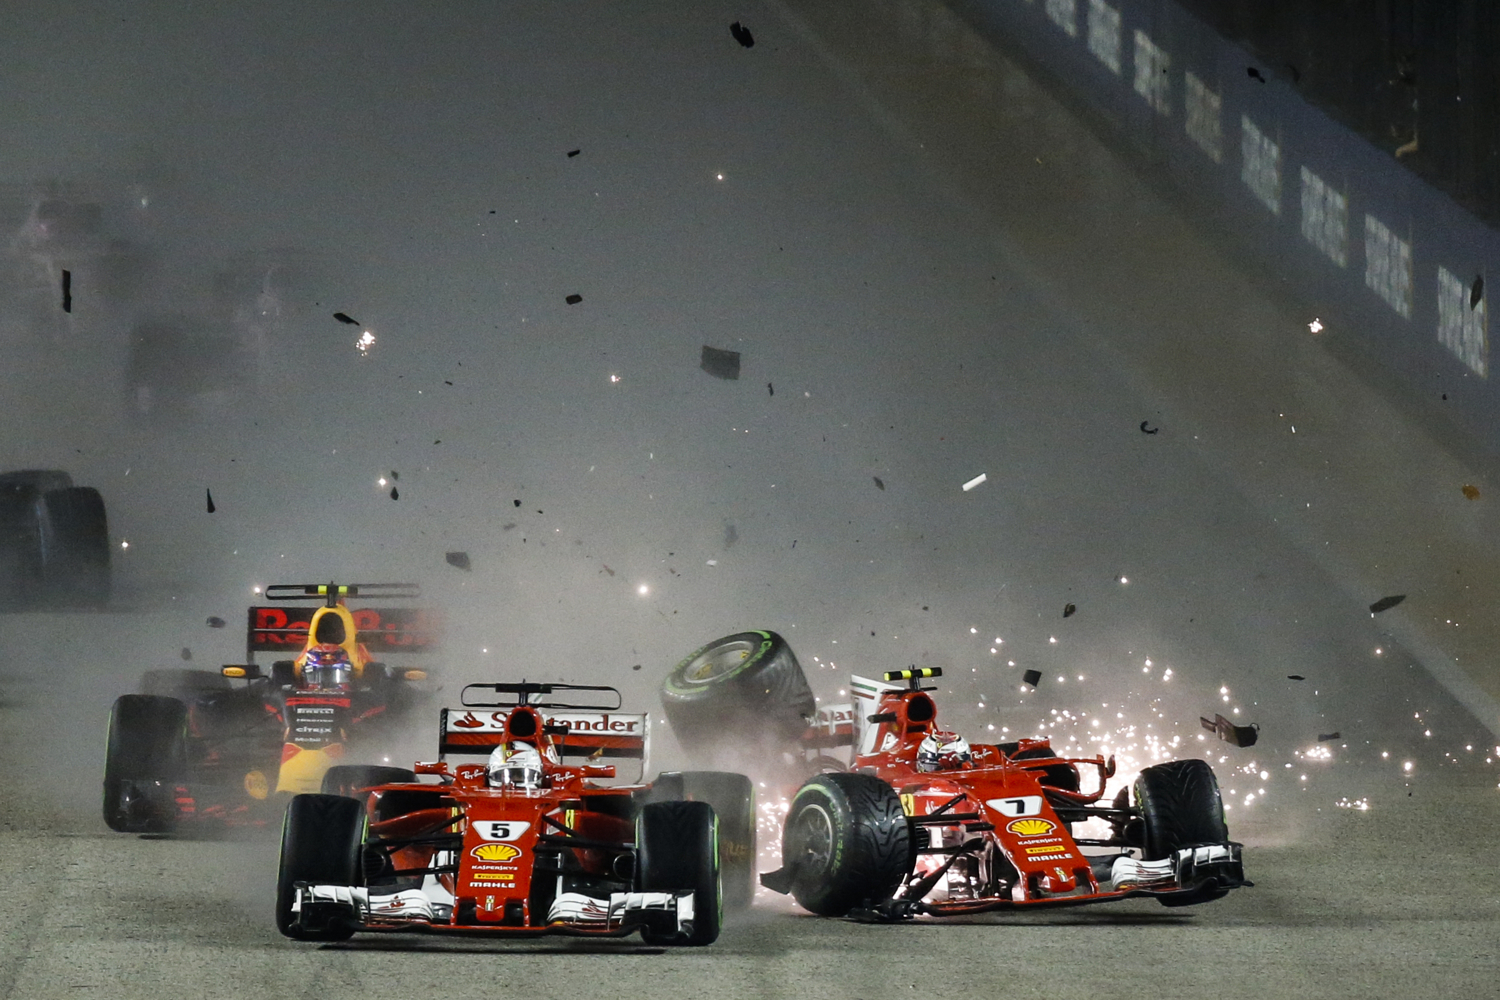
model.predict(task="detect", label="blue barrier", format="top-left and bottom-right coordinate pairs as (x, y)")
top-left (947, 0), bottom-right (1499, 452)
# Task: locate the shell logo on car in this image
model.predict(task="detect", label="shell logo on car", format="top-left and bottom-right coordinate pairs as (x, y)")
top-left (1006, 818), bottom-right (1056, 837)
top-left (471, 843), bottom-right (522, 862)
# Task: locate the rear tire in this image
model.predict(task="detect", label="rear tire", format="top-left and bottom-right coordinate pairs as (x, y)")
top-left (103, 694), bottom-right (187, 833)
top-left (276, 794), bottom-right (365, 940)
top-left (1134, 759), bottom-right (1231, 906)
top-left (779, 772), bottom-right (911, 916)
top-left (660, 631), bottom-right (815, 755)
top-left (37, 486), bottom-right (109, 607)
top-left (635, 800), bottom-right (721, 946)
top-left (650, 771), bottom-right (755, 911)
top-left (320, 764), bottom-right (418, 798)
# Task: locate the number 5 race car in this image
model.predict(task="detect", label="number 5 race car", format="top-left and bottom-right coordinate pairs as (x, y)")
top-left (102, 582), bottom-right (437, 833)
top-left (277, 681), bottom-right (753, 945)
top-left (759, 667), bottom-right (1251, 918)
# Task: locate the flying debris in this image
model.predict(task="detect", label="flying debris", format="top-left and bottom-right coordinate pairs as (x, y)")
top-left (1308, 318), bottom-right (1324, 334)
top-left (180, 647), bottom-right (192, 661)
top-left (1021, 669), bottom-right (1042, 688)
top-left (601, 565), bottom-right (615, 577)
top-left (1317, 732), bottom-right (1342, 742)
top-left (1472, 274), bottom-right (1485, 309)
top-left (1247, 66), bottom-right (1266, 83)
top-left (445, 551), bottom-right (472, 571)
top-left (1463, 484), bottom-right (1481, 500)
top-left (1369, 594), bottom-right (1406, 614)
top-left (333, 312), bottom-right (359, 324)
top-left (1201, 713), bottom-right (1259, 748)
top-left (700, 345), bottom-right (741, 380)
top-left (206, 616), bottom-right (226, 629)
top-left (565, 293), bottom-right (583, 305)
top-left (1140, 421), bottom-right (1159, 434)
top-left (61, 269), bottom-right (72, 313)
top-left (729, 21), bottom-right (755, 47)
top-left (962, 473), bottom-right (987, 491)
top-left (1287, 674), bottom-right (1305, 681)
top-left (567, 149), bottom-right (581, 158)
top-left (631, 663), bottom-right (642, 671)
top-left (390, 487), bottom-right (399, 500)
top-left (873, 476), bottom-right (885, 491)
top-left (391, 470), bottom-right (399, 481)
top-left (1062, 603), bottom-right (1076, 618)
top-left (767, 382), bottom-right (774, 396)
top-left (206, 488), bottom-right (215, 513)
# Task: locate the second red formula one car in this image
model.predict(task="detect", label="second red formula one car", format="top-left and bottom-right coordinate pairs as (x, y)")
top-left (277, 681), bottom-right (752, 945)
top-left (761, 667), bottom-right (1250, 918)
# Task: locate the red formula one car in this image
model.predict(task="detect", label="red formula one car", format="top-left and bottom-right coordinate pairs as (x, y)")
top-left (761, 667), bottom-right (1250, 918)
top-left (103, 583), bottom-right (437, 832)
top-left (277, 681), bottom-right (753, 945)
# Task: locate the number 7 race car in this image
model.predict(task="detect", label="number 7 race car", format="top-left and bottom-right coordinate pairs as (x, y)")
top-left (277, 681), bottom-right (754, 946)
top-left (759, 667), bottom-right (1251, 918)
top-left (102, 582), bottom-right (437, 833)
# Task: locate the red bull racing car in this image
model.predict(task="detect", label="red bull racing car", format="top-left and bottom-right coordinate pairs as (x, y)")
top-left (758, 667), bottom-right (1250, 918)
top-left (278, 681), bottom-right (752, 945)
top-left (102, 582), bottom-right (438, 833)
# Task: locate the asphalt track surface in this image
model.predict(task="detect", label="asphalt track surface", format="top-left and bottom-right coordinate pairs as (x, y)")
top-left (3, 1), bottom-right (1500, 997)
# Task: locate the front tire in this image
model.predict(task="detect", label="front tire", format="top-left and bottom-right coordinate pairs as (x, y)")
top-left (650, 771), bottom-right (755, 911)
top-left (276, 794), bottom-right (366, 940)
top-left (102, 694), bottom-right (187, 833)
top-left (660, 631), bottom-right (815, 755)
top-left (1134, 759), bottom-right (1231, 906)
top-left (635, 800), bottom-right (721, 946)
top-left (778, 773), bottom-right (911, 916)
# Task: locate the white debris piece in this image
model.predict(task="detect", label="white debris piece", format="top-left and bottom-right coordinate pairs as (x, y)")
top-left (962, 473), bottom-right (987, 492)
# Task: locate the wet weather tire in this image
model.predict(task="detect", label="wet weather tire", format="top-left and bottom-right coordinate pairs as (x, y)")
top-left (276, 794), bottom-right (365, 940)
top-left (635, 800), bottom-right (721, 946)
top-left (779, 772), bottom-right (911, 917)
top-left (1134, 759), bottom-right (1231, 906)
top-left (102, 694), bottom-right (187, 833)
top-left (650, 771), bottom-right (755, 911)
top-left (320, 764), bottom-right (418, 798)
top-left (661, 631), bottom-right (815, 754)
top-left (37, 486), bottom-right (110, 607)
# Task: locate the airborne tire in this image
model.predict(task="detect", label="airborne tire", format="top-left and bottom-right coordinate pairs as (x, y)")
top-left (661, 631), bottom-right (815, 755)
top-left (37, 486), bottom-right (110, 607)
top-left (320, 764), bottom-right (419, 799)
top-left (103, 694), bottom-right (187, 833)
top-left (650, 771), bottom-right (755, 911)
top-left (779, 772), bottom-right (911, 916)
top-left (635, 800), bottom-right (721, 946)
top-left (276, 794), bottom-right (366, 940)
top-left (1134, 759), bottom-right (1231, 906)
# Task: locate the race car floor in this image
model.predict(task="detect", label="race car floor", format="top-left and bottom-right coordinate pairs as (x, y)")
top-left (4, 0), bottom-right (1500, 996)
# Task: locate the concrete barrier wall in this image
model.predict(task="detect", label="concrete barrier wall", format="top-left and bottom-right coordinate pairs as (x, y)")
top-left (946, 0), bottom-right (1500, 455)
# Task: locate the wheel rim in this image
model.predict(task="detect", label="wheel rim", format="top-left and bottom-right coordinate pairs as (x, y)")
top-left (684, 640), bottom-right (756, 684)
top-left (789, 802), bottom-right (835, 874)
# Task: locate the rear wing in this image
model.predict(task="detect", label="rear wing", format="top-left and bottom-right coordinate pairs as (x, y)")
top-left (850, 673), bottom-right (905, 755)
top-left (440, 708), bottom-right (649, 781)
top-left (246, 606), bottom-right (439, 657)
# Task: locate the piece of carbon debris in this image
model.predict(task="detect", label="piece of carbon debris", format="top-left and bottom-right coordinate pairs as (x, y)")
top-left (567, 149), bottom-right (580, 157)
top-left (444, 380), bottom-right (452, 386)
top-left (445, 551), bottom-right (472, 571)
top-left (768, 382), bottom-right (774, 396)
top-left (1063, 603), bottom-right (1076, 618)
top-left (631, 663), bottom-right (641, 671)
top-left (514, 499), bottom-right (521, 507)
top-left (565, 293), bottom-right (582, 305)
top-left (1369, 594), bottom-right (1405, 614)
top-left (1021, 669), bottom-right (1042, 688)
top-left (206, 488), bottom-right (215, 513)
top-left (1247, 66), bottom-right (1266, 82)
top-left (1473, 274), bottom-right (1485, 309)
top-left (601, 564), bottom-right (615, 576)
top-left (207, 616), bottom-right (227, 628)
top-left (61, 269), bottom-right (72, 312)
top-left (390, 486), bottom-right (399, 500)
top-left (333, 312), bottom-right (359, 324)
top-left (1287, 674), bottom-right (1305, 680)
top-left (502, 523), bottom-right (516, 530)
top-left (1463, 484), bottom-right (1481, 500)
top-left (1317, 732), bottom-right (1341, 742)
top-left (730, 21), bottom-right (754, 47)
top-left (873, 476), bottom-right (885, 490)
top-left (1140, 421), bottom-right (1159, 434)
top-left (700, 345), bottom-right (741, 380)
top-left (391, 471), bottom-right (399, 480)
top-left (1201, 713), bottom-right (1258, 747)
top-left (180, 647), bottom-right (192, 661)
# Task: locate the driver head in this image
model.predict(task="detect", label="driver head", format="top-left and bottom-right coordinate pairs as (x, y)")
top-left (916, 730), bottom-right (972, 772)
top-left (488, 742), bottom-right (545, 789)
top-left (300, 643), bottom-right (352, 690)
